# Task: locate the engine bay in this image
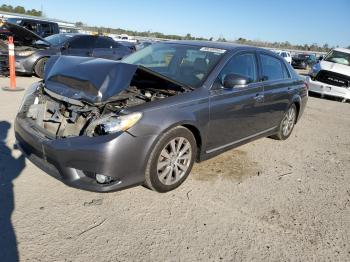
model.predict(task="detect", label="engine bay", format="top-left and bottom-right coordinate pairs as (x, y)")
top-left (23, 82), bottom-right (184, 139)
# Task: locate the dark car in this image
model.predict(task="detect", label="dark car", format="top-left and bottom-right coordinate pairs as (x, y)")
top-left (136, 41), bottom-right (154, 51)
top-left (14, 41), bottom-right (308, 193)
top-left (6, 18), bottom-right (59, 37)
top-left (0, 40), bottom-right (9, 75)
top-left (115, 41), bottom-right (137, 52)
top-left (0, 21), bottom-right (132, 78)
top-left (292, 53), bottom-right (317, 69)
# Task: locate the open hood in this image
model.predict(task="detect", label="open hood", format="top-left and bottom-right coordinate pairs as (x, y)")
top-left (44, 56), bottom-right (187, 104)
top-left (0, 21), bottom-right (50, 47)
top-left (320, 60), bottom-right (350, 76)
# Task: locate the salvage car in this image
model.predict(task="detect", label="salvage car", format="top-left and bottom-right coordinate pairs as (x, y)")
top-left (306, 48), bottom-right (350, 102)
top-left (292, 53), bottom-right (317, 69)
top-left (15, 41), bottom-right (308, 193)
top-left (0, 21), bottom-right (132, 78)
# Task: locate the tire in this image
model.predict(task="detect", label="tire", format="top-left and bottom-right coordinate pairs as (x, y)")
top-left (34, 57), bottom-right (49, 78)
top-left (144, 126), bottom-right (197, 193)
top-left (271, 104), bottom-right (297, 140)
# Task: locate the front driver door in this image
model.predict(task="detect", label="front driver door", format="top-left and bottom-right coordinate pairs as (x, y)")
top-left (206, 51), bottom-right (267, 152)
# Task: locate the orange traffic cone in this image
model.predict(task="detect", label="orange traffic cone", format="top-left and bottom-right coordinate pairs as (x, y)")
top-left (2, 36), bottom-right (24, 92)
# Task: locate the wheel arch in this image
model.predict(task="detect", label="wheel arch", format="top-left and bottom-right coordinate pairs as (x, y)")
top-left (32, 55), bottom-right (50, 74)
top-left (291, 95), bottom-right (301, 123)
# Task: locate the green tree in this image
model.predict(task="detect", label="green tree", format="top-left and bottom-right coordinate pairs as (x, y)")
top-left (13, 6), bottom-right (25, 14)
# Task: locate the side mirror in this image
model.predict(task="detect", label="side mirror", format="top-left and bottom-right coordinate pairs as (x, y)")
top-left (61, 43), bottom-right (69, 50)
top-left (223, 74), bottom-right (250, 88)
top-left (318, 56), bottom-right (323, 61)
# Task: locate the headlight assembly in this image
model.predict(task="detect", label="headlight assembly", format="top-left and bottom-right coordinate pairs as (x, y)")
top-left (16, 50), bottom-right (36, 57)
top-left (18, 82), bottom-right (41, 112)
top-left (86, 112), bottom-right (143, 136)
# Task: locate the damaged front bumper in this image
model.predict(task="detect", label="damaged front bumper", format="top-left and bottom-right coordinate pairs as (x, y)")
top-left (306, 76), bottom-right (350, 102)
top-left (14, 115), bottom-right (157, 192)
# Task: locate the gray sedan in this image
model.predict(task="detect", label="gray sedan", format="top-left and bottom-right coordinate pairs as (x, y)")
top-left (15, 41), bottom-right (308, 193)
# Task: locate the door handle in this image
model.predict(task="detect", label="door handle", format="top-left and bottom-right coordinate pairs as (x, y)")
top-left (254, 94), bottom-right (264, 102)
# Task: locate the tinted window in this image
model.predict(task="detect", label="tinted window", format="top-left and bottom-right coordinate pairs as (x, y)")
top-left (260, 54), bottom-right (286, 81)
top-left (22, 21), bottom-right (38, 32)
top-left (94, 37), bottom-right (114, 48)
top-left (219, 53), bottom-right (258, 83)
top-left (68, 36), bottom-right (95, 49)
top-left (41, 23), bottom-right (53, 35)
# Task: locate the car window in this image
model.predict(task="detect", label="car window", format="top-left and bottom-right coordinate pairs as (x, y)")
top-left (94, 37), bottom-right (114, 48)
top-left (219, 53), bottom-right (258, 84)
top-left (22, 21), bottom-right (38, 32)
top-left (260, 54), bottom-right (287, 81)
top-left (123, 43), bottom-right (225, 88)
top-left (41, 23), bottom-right (53, 35)
top-left (68, 36), bottom-right (96, 49)
top-left (131, 47), bottom-right (177, 68)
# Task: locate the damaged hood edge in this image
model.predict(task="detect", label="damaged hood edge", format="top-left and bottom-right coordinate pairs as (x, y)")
top-left (43, 55), bottom-right (190, 105)
top-left (0, 21), bottom-right (50, 47)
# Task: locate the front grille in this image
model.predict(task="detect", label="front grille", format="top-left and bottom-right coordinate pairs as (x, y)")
top-left (315, 70), bottom-right (350, 88)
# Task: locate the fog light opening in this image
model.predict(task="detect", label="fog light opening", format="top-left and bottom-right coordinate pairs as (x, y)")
top-left (95, 174), bottom-right (113, 184)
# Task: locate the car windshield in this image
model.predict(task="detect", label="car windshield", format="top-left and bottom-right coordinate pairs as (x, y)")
top-left (122, 43), bottom-right (226, 87)
top-left (324, 50), bottom-right (350, 66)
top-left (36, 34), bottom-right (73, 46)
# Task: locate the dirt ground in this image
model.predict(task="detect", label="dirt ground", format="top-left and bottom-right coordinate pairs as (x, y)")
top-left (0, 75), bottom-right (349, 262)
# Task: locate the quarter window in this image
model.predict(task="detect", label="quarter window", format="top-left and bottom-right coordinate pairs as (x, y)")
top-left (260, 54), bottom-right (289, 81)
top-left (219, 53), bottom-right (258, 84)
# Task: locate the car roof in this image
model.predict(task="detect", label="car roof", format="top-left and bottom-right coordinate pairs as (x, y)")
top-left (55, 33), bottom-right (111, 38)
top-left (165, 40), bottom-right (248, 51)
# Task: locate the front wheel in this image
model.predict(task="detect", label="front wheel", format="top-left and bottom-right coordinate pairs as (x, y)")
top-left (34, 57), bottom-right (49, 78)
top-left (272, 104), bottom-right (297, 140)
top-left (144, 126), bottom-right (196, 193)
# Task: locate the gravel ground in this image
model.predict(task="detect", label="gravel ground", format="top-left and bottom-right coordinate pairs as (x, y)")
top-left (0, 75), bottom-right (349, 262)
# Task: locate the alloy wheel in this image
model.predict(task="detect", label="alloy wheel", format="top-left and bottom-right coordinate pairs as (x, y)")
top-left (282, 107), bottom-right (296, 137)
top-left (157, 137), bottom-right (192, 186)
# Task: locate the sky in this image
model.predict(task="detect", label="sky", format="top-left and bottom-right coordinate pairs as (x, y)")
top-left (4, 0), bottom-right (350, 47)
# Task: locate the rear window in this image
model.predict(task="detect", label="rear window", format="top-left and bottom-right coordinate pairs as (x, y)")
top-left (261, 54), bottom-right (289, 81)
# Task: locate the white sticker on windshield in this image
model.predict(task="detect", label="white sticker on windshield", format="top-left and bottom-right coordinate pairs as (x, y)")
top-left (200, 47), bottom-right (226, 54)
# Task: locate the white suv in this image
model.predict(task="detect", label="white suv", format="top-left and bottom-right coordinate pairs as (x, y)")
top-left (306, 48), bottom-right (350, 102)
top-left (276, 50), bottom-right (292, 64)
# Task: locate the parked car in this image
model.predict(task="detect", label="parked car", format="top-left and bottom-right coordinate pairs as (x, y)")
top-left (136, 41), bottom-right (154, 51)
top-left (0, 21), bottom-right (132, 78)
top-left (0, 40), bottom-right (9, 76)
top-left (306, 48), bottom-right (350, 102)
top-left (276, 50), bottom-right (292, 64)
top-left (292, 53), bottom-right (317, 69)
top-left (115, 40), bottom-right (136, 52)
top-left (6, 17), bottom-right (59, 37)
top-left (15, 41), bottom-right (308, 193)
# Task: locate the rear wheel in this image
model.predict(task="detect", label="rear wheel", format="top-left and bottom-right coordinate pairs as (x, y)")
top-left (272, 104), bottom-right (297, 140)
top-left (144, 126), bottom-right (196, 193)
top-left (34, 57), bottom-right (49, 78)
